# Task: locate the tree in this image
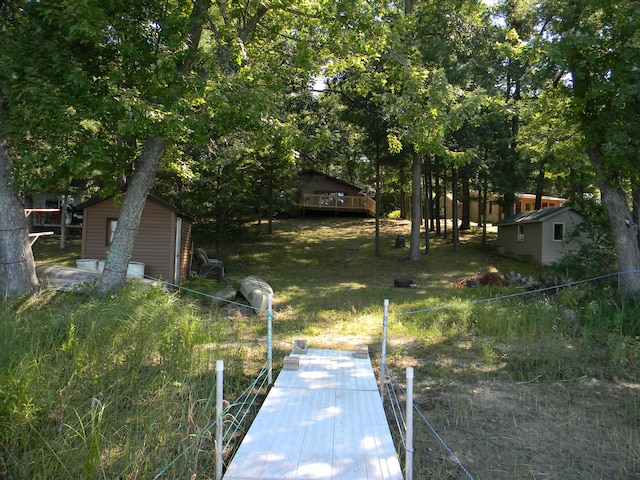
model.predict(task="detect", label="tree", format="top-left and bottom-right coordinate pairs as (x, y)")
top-left (0, 91), bottom-right (39, 296)
top-left (0, 0), bottom-right (113, 296)
top-left (542, 0), bottom-right (640, 294)
top-left (98, 0), bottom-right (210, 294)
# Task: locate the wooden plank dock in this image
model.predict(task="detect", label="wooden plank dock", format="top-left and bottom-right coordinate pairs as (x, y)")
top-left (223, 348), bottom-right (403, 480)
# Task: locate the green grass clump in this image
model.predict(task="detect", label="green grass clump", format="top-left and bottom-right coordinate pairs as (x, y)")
top-left (0, 283), bottom-right (259, 479)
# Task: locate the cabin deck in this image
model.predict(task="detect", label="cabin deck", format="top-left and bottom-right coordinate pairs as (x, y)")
top-left (301, 194), bottom-right (376, 217)
top-left (223, 349), bottom-right (403, 480)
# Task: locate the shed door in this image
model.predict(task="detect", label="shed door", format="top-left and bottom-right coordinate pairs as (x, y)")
top-left (174, 217), bottom-right (182, 284)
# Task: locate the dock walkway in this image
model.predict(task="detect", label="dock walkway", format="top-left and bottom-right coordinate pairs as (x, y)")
top-left (223, 348), bottom-right (403, 480)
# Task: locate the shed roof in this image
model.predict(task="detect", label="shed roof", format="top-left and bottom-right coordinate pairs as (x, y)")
top-left (76, 194), bottom-right (195, 221)
top-left (494, 206), bottom-right (582, 227)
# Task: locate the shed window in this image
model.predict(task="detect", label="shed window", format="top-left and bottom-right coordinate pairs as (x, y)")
top-left (106, 218), bottom-right (118, 245)
top-left (553, 222), bottom-right (564, 241)
top-left (518, 224), bottom-right (525, 242)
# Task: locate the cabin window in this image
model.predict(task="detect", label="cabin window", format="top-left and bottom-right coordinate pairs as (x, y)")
top-left (106, 218), bottom-right (118, 245)
top-left (518, 224), bottom-right (525, 242)
top-left (553, 222), bottom-right (564, 241)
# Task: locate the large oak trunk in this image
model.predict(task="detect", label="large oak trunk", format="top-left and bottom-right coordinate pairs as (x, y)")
top-left (599, 182), bottom-right (640, 295)
top-left (588, 147), bottom-right (640, 295)
top-left (0, 92), bottom-right (39, 297)
top-left (97, 136), bottom-right (165, 296)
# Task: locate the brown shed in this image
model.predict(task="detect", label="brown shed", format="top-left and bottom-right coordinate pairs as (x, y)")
top-left (77, 195), bottom-right (194, 284)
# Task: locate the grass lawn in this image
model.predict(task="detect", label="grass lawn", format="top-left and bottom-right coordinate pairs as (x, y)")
top-left (14, 217), bottom-right (640, 479)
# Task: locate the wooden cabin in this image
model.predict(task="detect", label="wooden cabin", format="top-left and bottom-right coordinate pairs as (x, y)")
top-left (494, 207), bottom-right (584, 265)
top-left (299, 170), bottom-right (375, 217)
top-left (77, 195), bottom-right (194, 284)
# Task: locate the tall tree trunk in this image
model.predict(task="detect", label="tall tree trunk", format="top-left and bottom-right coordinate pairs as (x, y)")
top-left (427, 165), bottom-right (435, 232)
top-left (434, 160), bottom-right (442, 236)
top-left (97, 136), bottom-right (165, 296)
top-left (633, 186), bottom-right (640, 231)
top-left (60, 193), bottom-right (69, 250)
top-left (0, 90), bottom-right (39, 296)
top-left (451, 167), bottom-right (459, 252)
top-left (442, 169), bottom-right (448, 239)
top-left (459, 172), bottom-right (471, 230)
top-left (409, 151), bottom-right (421, 261)
top-left (588, 148), bottom-right (640, 295)
top-left (482, 174), bottom-right (488, 245)
top-left (374, 143), bottom-right (381, 256)
top-left (534, 161), bottom-right (545, 210)
top-left (423, 171), bottom-right (430, 254)
top-left (399, 163), bottom-right (408, 219)
top-left (503, 191), bottom-right (515, 219)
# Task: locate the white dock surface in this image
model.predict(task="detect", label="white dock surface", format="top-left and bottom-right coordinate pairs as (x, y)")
top-left (223, 349), bottom-right (403, 480)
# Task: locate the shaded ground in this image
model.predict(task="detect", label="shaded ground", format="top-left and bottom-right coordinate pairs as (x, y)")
top-left (400, 376), bottom-right (640, 479)
top-left (216, 218), bottom-right (640, 480)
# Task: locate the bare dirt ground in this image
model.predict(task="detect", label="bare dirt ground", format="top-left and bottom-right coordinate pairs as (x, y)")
top-left (405, 377), bottom-right (640, 480)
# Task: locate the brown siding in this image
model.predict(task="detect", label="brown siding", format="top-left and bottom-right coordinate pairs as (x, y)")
top-left (497, 209), bottom-right (584, 265)
top-left (81, 197), bottom-right (192, 282)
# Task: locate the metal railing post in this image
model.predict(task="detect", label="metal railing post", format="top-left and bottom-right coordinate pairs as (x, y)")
top-left (406, 366), bottom-right (414, 480)
top-left (380, 299), bottom-right (389, 398)
top-left (215, 360), bottom-right (224, 480)
top-left (267, 293), bottom-right (273, 385)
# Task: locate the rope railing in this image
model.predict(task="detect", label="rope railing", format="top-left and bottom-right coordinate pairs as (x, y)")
top-left (383, 364), bottom-right (406, 448)
top-left (380, 271), bottom-right (635, 480)
top-left (392, 271), bottom-right (621, 318)
top-left (147, 269), bottom-right (635, 480)
top-left (143, 275), bottom-right (269, 314)
top-left (385, 368), bottom-right (476, 480)
top-left (222, 363), bottom-right (271, 452)
top-left (145, 276), bottom-right (274, 480)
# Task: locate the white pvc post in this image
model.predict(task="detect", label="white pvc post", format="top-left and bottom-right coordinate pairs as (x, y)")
top-left (267, 293), bottom-right (273, 385)
top-left (215, 360), bottom-right (224, 480)
top-left (406, 366), bottom-right (414, 480)
top-left (380, 299), bottom-right (389, 398)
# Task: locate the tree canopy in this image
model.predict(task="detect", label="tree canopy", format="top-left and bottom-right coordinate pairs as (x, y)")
top-left (1, 0), bottom-right (639, 295)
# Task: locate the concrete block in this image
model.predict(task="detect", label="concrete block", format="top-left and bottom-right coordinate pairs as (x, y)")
top-left (283, 355), bottom-right (300, 371)
top-left (293, 339), bottom-right (308, 354)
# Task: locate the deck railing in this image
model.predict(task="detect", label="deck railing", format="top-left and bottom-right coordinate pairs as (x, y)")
top-left (302, 193), bottom-right (376, 216)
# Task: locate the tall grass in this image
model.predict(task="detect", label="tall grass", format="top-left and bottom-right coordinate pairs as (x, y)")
top-left (0, 283), bottom-right (262, 479)
top-left (5, 218), bottom-right (639, 479)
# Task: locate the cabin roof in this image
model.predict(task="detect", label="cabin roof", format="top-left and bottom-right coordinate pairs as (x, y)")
top-left (299, 169), bottom-right (363, 194)
top-left (76, 194), bottom-right (195, 221)
top-left (494, 206), bottom-right (582, 227)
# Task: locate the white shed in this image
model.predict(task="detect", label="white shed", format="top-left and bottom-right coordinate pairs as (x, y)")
top-left (494, 207), bottom-right (584, 265)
